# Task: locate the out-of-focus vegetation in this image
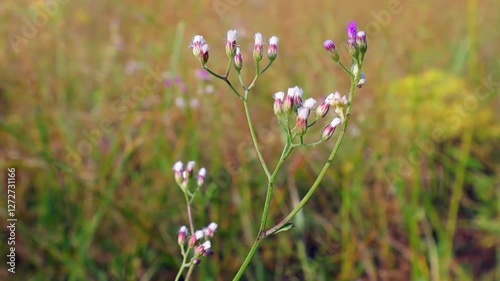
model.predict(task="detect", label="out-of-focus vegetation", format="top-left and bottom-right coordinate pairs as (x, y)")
top-left (0, 0), bottom-right (499, 280)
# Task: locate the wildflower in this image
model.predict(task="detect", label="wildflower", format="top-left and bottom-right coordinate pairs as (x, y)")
top-left (322, 117), bottom-right (342, 140)
top-left (273, 91), bottom-right (285, 116)
top-left (283, 88), bottom-right (294, 114)
top-left (268, 36), bottom-right (278, 61)
top-left (253, 33), bottom-right (264, 61)
top-left (178, 226), bottom-right (188, 245)
top-left (288, 86), bottom-right (304, 109)
top-left (195, 241), bottom-right (213, 256)
top-left (226, 29), bottom-right (238, 58)
top-left (200, 44), bottom-right (209, 65)
top-left (347, 21), bottom-right (358, 40)
top-left (296, 98), bottom-right (316, 136)
top-left (316, 93), bottom-right (334, 119)
top-left (186, 161), bottom-right (196, 178)
top-left (203, 222), bottom-right (218, 238)
top-left (190, 35), bottom-right (206, 57)
top-left (234, 47), bottom-right (243, 72)
top-left (323, 40), bottom-right (339, 62)
top-left (197, 168), bottom-right (207, 187)
top-left (189, 230), bottom-right (204, 248)
top-left (356, 31), bottom-right (367, 53)
top-left (347, 38), bottom-right (358, 58)
top-left (357, 72), bottom-right (367, 88)
top-left (173, 161), bottom-right (183, 185)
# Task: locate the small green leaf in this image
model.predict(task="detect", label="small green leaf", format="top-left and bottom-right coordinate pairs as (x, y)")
top-left (269, 223), bottom-right (295, 235)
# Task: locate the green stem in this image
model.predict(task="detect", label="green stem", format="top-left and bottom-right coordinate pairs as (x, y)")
top-left (204, 66), bottom-right (244, 100)
top-left (232, 143), bottom-right (293, 281)
top-left (242, 97), bottom-right (271, 178)
top-left (264, 72), bottom-right (357, 237)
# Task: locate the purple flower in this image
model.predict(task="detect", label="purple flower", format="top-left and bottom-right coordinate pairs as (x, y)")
top-left (347, 21), bottom-right (358, 39)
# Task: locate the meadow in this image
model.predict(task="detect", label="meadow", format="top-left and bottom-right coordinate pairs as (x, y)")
top-left (0, 0), bottom-right (499, 280)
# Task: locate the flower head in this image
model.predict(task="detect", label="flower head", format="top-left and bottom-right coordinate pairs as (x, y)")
top-left (234, 47), bottom-right (243, 71)
top-left (356, 31), bottom-right (367, 53)
top-left (226, 29), bottom-right (238, 58)
top-left (200, 44), bottom-right (209, 65)
top-left (323, 39), bottom-right (339, 62)
top-left (347, 21), bottom-right (358, 40)
top-left (253, 33), bottom-right (264, 61)
top-left (178, 226), bottom-right (189, 245)
top-left (195, 240), bottom-right (213, 256)
top-left (203, 222), bottom-right (218, 238)
top-left (197, 167), bottom-right (207, 187)
top-left (357, 72), bottom-right (367, 88)
top-left (173, 161), bottom-right (183, 185)
top-left (268, 36), bottom-right (279, 60)
top-left (190, 35), bottom-right (206, 57)
top-left (322, 117), bottom-right (342, 140)
top-left (186, 161), bottom-right (196, 177)
top-left (273, 91), bottom-right (285, 116)
top-left (316, 93), bottom-right (334, 119)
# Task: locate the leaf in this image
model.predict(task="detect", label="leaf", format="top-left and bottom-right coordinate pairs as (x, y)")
top-left (269, 223), bottom-right (295, 236)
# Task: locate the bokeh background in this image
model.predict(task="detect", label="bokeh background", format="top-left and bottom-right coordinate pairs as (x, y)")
top-left (1, 0), bottom-right (499, 280)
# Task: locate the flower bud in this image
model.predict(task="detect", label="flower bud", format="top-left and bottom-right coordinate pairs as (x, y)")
top-left (316, 93), bottom-right (334, 119)
top-left (273, 91), bottom-right (285, 116)
top-left (197, 168), bottom-right (207, 187)
top-left (267, 36), bottom-right (279, 61)
top-left (186, 161), bottom-right (196, 178)
top-left (357, 72), bottom-right (367, 88)
top-left (356, 31), bottom-right (367, 54)
top-left (296, 107), bottom-right (310, 136)
top-left (322, 117), bottom-right (342, 140)
top-left (347, 21), bottom-right (358, 40)
top-left (253, 33), bottom-right (264, 62)
top-left (290, 86), bottom-right (303, 109)
top-left (283, 90), bottom-right (294, 114)
top-left (190, 35), bottom-right (206, 57)
top-left (189, 230), bottom-right (204, 248)
top-left (347, 39), bottom-right (358, 58)
top-left (178, 226), bottom-right (188, 245)
top-left (323, 40), bottom-right (339, 62)
top-left (195, 241), bottom-right (212, 256)
top-left (225, 30), bottom-right (238, 58)
top-left (234, 47), bottom-right (243, 72)
top-left (173, 161), bottom-right (183, 185)
top-left (200, 44), bottom-right (209, 65)
top-left (203, 222), bottom-right (218, 238)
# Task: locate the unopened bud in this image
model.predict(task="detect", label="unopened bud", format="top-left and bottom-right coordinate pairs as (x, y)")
top-left (199, 44), bottom-right (209, 65)
top-left (357, 72), bottom-right (367, 88)
top-left (322, 117), bottom-right (342, 140)
top-left (253, 33), bottom-right (264, 62)
top-left (296, 105), bottom-right (313, 136)
top-left (234, 47), bottom-right (243, 72)
top-left (195, 241), bottom-right (212, 256)
top-left (203, 222), bottom-right (218, 238)
top-left (225, 30), bottom-right (238, 58)
top-left (197, 168), bottom-right (207, 187)
top-left (186, 161), bottom-right (196, 178)
top-left (316, 93), bottom-right (334, 119)
top-left (273, 91), bottom-right (285, 116)
top-left (189, 230), bottom-right (204, 248)
top-left (173, 161), bottom-right (183, 185)
top-left (267, 36), bottom-right (278, 61)
top-left (178, 226), bottom-right (188, 245)
top-left (356, 31), bottom-right (367, 54)
top-left (323, 40), bottom-right (339, 62)
top-left (347, 21), bottom-right (358, 40)
top-left (347, 39), bottom-right (358, 58)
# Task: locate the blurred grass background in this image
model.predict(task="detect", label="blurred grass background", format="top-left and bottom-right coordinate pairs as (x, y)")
top-left (0, 0), bottom-right (499, 280)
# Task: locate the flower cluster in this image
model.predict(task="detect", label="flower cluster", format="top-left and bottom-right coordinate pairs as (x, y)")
top-left (190, 30), bottom-right (279, 71)
top-left (173, 160), bottom-right (216, 271)
top-left (273, 86), bottom-right (346, 140)
top-left (173, 160), bottom-right (206, 190)
top-left (178, 222), bottom-right (218, 260)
